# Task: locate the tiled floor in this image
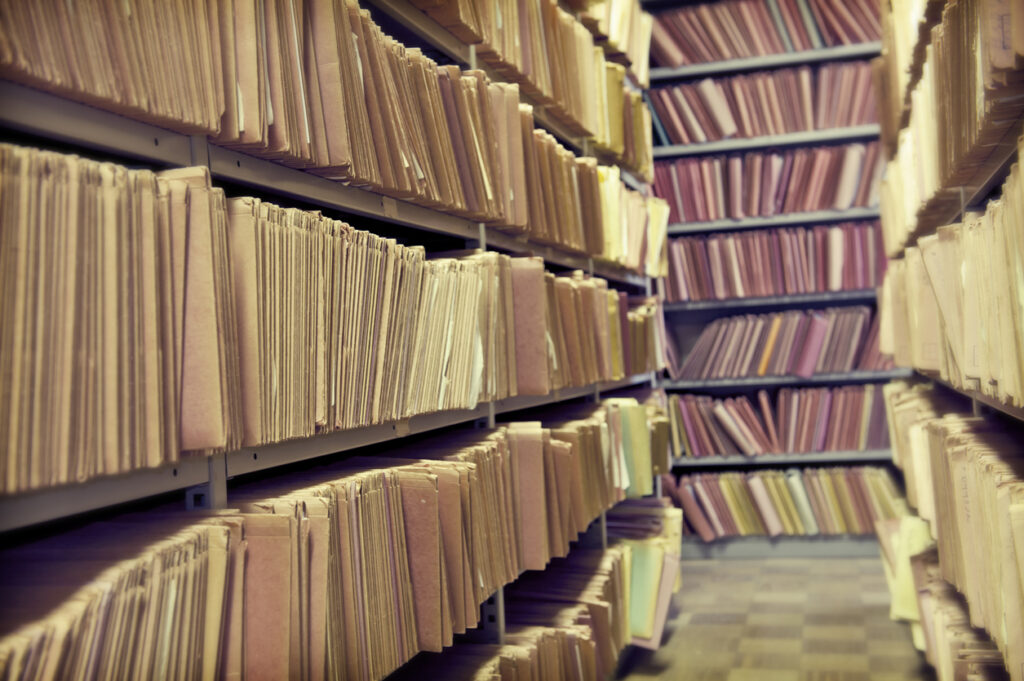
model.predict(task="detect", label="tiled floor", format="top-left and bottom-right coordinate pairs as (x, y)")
top-left (617, 558), bottom-right (935, 681)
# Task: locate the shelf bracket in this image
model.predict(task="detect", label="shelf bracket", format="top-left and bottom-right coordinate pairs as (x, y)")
top-left (189, 134), bottom-right (210, 168)
top-left (479, 588), bottom-right (506, 644)
top-left (186, 452), bottom-right (227, 510)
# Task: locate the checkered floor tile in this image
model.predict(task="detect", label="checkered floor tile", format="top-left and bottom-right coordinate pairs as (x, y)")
top-left (617, 558), bottom-right (934, 681)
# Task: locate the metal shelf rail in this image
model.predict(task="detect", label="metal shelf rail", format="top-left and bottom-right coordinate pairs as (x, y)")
top-left (667, 207), bottom-right (881, 236)
top-left (653, 125), bottom-right (880, 159)
top-left (672, 449), bottom-right (892, 469)
top-left (0, 374), bottom-right (655, 533)
top-left (649, 42), bottom-right (883, 81)
top-left (661, 368), bottom-right (914, 392)
top-left (663, 289), bottom-right (878, 313)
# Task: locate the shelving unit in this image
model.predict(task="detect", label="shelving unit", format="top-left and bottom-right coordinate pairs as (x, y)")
top-left (0, 9), bottom-right (657, 537)
top-left (646, 18), bottom-right (900, 561)
top-left (916, 370), bottom-right (1024, 424)
top-left (0, 3), bottom-right (669, 676)
top-left (662, 369), bottom-right (912, 392)
top-left (653, 124), bottom-right (881, 158)
top-left (663, 289), bottom-right (877, 313)
top-left (672, 449), bottom-right (892, 469)
top-left (649, 42), bottom-right (883, 81)
top-left (667, 207), bottom-right (881, 236)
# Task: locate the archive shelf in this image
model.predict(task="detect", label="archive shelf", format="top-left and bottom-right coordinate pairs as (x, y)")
top-left (0, 80), bottom-right (647, 288)
top-left (663, 289), bottom-right (878, 313)
top-left (0, 373), bottom-right (655, 534)
top-left (680, 534), bottom-right (881, 559)
top-left (649, 42), bottom-right (883, 81)
top-left (916, 370), bottom-right (1024, 425)
top-left (653, 124), bottom-right (881, 159)
top-left (661, 369), bottom-right (913, 393)
top-left (667, 207), bottom-right (881, 236)
top-left (672, 449), bottom-right (892, 469)
top-left (906, 142), bottom-right (1021, 251)
top-left (364, 0), bottom-right (630, 166)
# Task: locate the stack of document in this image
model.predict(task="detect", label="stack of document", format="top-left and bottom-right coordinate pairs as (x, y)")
top-left (581, 0), bottom-right (655, 87)
top-left (880, 143), bottom-right (1024, 409)
top-left (666, 220), bottom-right (886, 303)
top-left (0, 515), bottom-right (248, 680)
top-left (654, 142), bottom-right (882, 225)
top-left (668, 384), bottom-right (890, 459)
top-left (0, 145), bottom-right (242, 494)
top-left (0, 418), bottom-right (647, 679)
top-left (391, 546), bottom-right (632, 681)
top-left (922, 414), bottom-right (1024, 679)
top-left (0, 142), bottom-right (666, 495)
top-left (505, 547), bottom-right (631, 679)
top-left (649, 61), bottom-right (877, 146)
top-left (592, 167), bottom-right (669, 275)
top-left (875, 514), bottom-right (935, 645)
top-left (884, 380), bottom-right (1024, 679)
top-left (606, 498), bottom-right (683, 649)
top-left (909, 549), bottom-right (1011, 681)
top-left (0, 0), bottom-right (656, 247)
top-left (879, 2), bottom-right (1024, 254)
top-left (416, 0), bottom-right (655, 174)
top-left (665, 466), bottom-right (907, 540)
top-left (669, 306), bottom-right (891, 381)
top-left (881, 380), bottom-right (963, 524)
top-left (650, 0), bottom-right (882, 68)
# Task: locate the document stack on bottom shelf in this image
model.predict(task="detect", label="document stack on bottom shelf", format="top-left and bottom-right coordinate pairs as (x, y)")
top-left (879, 380), bottom-right (1024, 681)
top-left (0, 394), bottom-right (680, 680)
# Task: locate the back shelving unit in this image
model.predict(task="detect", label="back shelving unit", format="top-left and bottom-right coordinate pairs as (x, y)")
top-left (0, 1), bottom-right (686, 675)
top-left (644, 0), bottom-right (905, 559)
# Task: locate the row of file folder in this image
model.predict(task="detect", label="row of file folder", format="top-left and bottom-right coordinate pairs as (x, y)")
top-left (878, 2), bottom-right (1024, 254)
top-left (651, 0), bottom-right (881, 68)
top-left (392, 519), bottom-right (684, 681)
top-left (872, 0), bottom-right (943, 149)
top-left (392, 546), bottom-right (632, 681)
top-left (653, 142), bottom-right (882, 225)
top-left (668, 384), bottom-right (890, 458)
top-left (881, 380), bottom-right (1024, 680)
top-left (664, 466), bottom-right (907, 541)
top-left (408, 0), bottom-right (654, 167)
top-left (666, 220), bottom-right (887, 302)
top-left (0, 407), bottom-right (670, 681)
top-left (875, 511), bottom-right (1010, 681)
top-left (0, 0), bottom-right (656, 249)
top-left (907, 549), bottom-right (1011, 681)
top-left (649, 60), bottom-right (877, 146)
top-left (521, 139), bottom-right (667, 267)
top-left (0, 143), bottom-right (666, 494)
top-left (879, 141), bottom-right (1024, 409)
top-left (580, 0), bottom-right (654, 87)
top-left (667, 306), bottom-right (891, 381)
